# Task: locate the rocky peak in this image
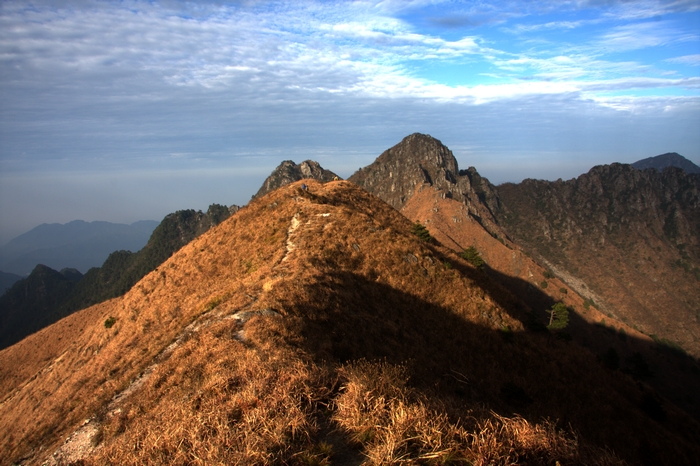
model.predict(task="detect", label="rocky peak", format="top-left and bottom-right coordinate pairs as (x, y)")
top-left (348, 133), bottom-right (460, 209)
top-left (349, 133), bottom-right (505, 238)
top-left (254, 160), bottom-right (339, 198)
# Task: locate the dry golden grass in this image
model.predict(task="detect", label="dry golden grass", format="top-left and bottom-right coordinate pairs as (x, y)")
top-left (1, 180), bottom-right (698, 465)
top-left (333, 360), bottom-right (625, 466)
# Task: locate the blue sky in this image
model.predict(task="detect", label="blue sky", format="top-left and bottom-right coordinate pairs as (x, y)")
top-left (1, 0), bottom-right (699, 243)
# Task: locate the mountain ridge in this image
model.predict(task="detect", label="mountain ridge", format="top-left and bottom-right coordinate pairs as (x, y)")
top-left (1, 135), bottom-right (700, 465)
top-left (2, 179), bottom-right (699, 465)
top-left (0, 204), bottom-right (238, 350)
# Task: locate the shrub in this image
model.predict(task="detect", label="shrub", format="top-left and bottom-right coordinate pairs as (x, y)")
top-left (104, 316), bottom-right (117, 329)
top-left (547, 302), bottom-right (569, 331)
top-left (540, 280), bottom-right (548, 289)
top-left (543, 270), bottom-right (555, 279)
top-left (460, 246), bottom-right (485, 269)
top-left (411, 222), bottom-right (433, 243)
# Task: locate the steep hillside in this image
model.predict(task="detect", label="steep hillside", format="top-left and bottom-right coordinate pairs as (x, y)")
top-left (0, 220), bottom-right (159, 276)
top-left (632, 152), bottom-right (700, 174)
top-left (0, 204), bottom-right (237, 351)
top-left (254, 159), bottom-right (339, 198)
top-left (1, 180), bottom-right (699, 465)
top-left (349, 134), bottom-right (700, 420)
top-left (495, 164), bottom-right (700, 357)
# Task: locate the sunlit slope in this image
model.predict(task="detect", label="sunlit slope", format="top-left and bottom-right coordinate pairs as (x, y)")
top-left (1, 180), bottom-right (698, 465)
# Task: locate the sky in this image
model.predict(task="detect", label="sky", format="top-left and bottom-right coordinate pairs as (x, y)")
top-left (1, 0), bottom-right (699, 244)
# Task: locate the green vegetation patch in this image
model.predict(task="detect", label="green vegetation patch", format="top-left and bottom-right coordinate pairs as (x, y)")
top-left (411, 222), bottom-right (433, 243)
top-left (104, 316), bottom-right (117, 329)
top-left (460, 246), bottom-right (485, 269)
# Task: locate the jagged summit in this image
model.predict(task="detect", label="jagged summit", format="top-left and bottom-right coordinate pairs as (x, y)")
top-left (348, 133), bottom-right (460, 209)
top-left (632, 152), bottom-right (700, 174)
top-left (349, 133), bottom-right (505, 242)
top-left (253, 159), bottom-right (339, 198)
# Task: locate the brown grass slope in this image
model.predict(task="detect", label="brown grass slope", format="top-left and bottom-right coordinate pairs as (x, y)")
top-left (1, 180), bottom-right (699, 465)
top-left (401, 183), bottom-right (700, 425)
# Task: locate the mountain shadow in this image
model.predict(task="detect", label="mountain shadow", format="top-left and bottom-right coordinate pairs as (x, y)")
top-left (2, 179), bottom-right (700, 465)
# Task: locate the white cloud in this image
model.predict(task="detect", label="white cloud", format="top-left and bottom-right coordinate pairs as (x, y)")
top-left (598, 21), bottom-right (698, 52)
top-left (666, 54), bottom-right (700, 66)
top-left (0, 0), bottom-right (698, 241)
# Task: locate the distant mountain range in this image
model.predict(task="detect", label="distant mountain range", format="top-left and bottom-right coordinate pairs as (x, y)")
top-left (632, 152), bottom-right (700, 174)
top-left (0, 220), bottom-right (159, 276)
top-left (0, 205), bottom-right (237, 350)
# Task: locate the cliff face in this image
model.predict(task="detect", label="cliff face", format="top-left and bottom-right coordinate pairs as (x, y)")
top-left (254, 160), bottom-right (339, 198)
top-left (495, 164), bottom-right (700, 356)
top-left (349, 133), bottom-right (504, 239)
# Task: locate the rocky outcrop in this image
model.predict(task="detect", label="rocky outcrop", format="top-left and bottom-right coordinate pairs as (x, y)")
top-left (254, 160), bottom-right (339, 198)
top-left (349, 133), bottom-right (505, 240)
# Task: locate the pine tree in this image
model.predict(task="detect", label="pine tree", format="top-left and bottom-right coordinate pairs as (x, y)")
top-left (460, 246), bottom-right (485, 269)
top-left (547, 302), bottom-right (570, 330)
top-left (411, 222), bottom-right (433, 243)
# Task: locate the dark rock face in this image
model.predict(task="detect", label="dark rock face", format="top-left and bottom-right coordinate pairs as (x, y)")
top-left (0, 264), bottom-right (83, 349)
top-left (349, 133), bottom-right (459, 209)
top-left (632, 152), bottom-right (700, 174)
top-left (254, 160), bottom-right (339, 198)
top-left (349, 133), bottom-right (504, 238)
top-left (495, 164), bottom-right (700, 356)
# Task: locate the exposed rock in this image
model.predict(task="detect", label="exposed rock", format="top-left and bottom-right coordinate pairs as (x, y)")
top-left (349, 133), bottom-right (506, 242)
top-left (494, 164), bottom-right (700, 356)
top-left (254, 160), bottom-right (339, 198)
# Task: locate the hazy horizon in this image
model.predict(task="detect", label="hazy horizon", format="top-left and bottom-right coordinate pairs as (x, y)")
top-left (1, 0), bottom-right (699, 244)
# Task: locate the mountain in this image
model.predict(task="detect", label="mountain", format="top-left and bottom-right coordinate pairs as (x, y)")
top-left (253, 159), bottom-right (340, 198)
top-left (632, 152), bottom-right (700, 174)
top-left (0, 220), bottom-right (159, 276)
top-left (0, 265), bottom-right (83, 350)
top-left (0, 271), bottom-right (22, 294)
top-left (0, 205), bottom-right (238, 350)
top-left (349, 133), bottom-right (504, 239)
top-left (350, 134), bottom-right (700, 420)
top-left (494, 164), bottom-right (700, 358)
top-left (1, 179), bottom-right (699, 465)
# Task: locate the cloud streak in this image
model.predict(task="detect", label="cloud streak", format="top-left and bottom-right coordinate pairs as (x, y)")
top-left (0, 0), bottom-right (698, 242)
